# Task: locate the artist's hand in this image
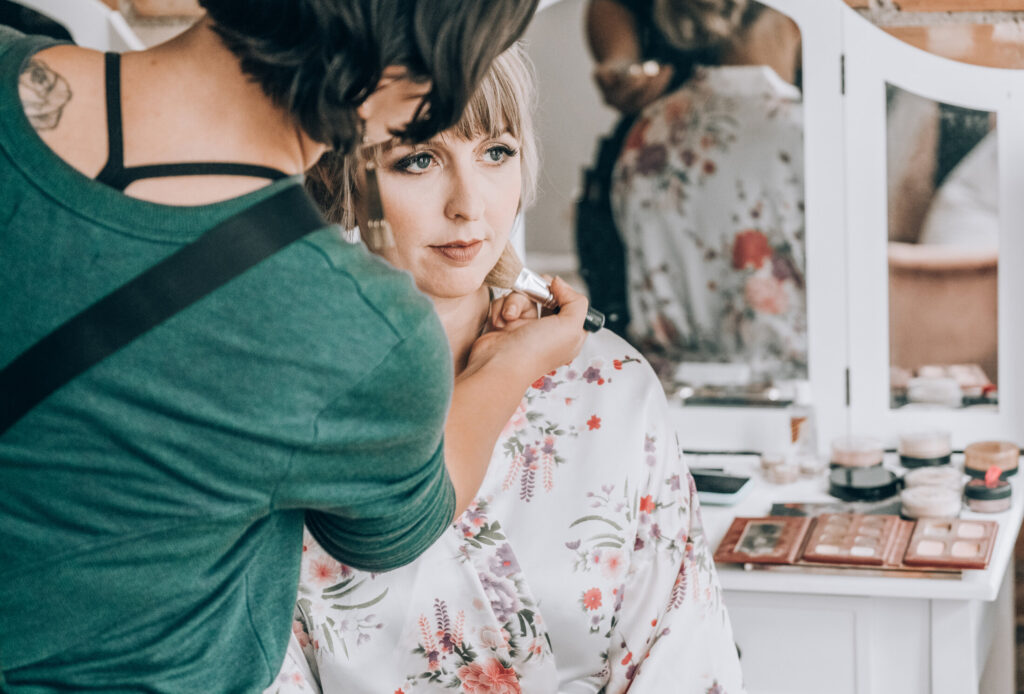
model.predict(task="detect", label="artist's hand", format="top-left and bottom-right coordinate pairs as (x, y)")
top-left (467, 277), bottom-right (589, 383)
top-left (488, 291), bottom-right (538, 330)
top-left (594, 60), bottom-right (673, 115)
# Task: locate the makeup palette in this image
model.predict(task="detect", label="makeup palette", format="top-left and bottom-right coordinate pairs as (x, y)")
top-left (713, 513), bottom-right (998, 574)
top-left (902, 518), bottom-right (997, 570)
top-left (714, 516), bottom-right (811, 565)
top-left (801, 514), bottom-right (899, 566)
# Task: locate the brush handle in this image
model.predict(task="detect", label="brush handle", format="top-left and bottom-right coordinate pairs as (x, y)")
top-left (583, 305), bottom-right (605, 333)
top-left (513, 267), bottom-right (605, 332)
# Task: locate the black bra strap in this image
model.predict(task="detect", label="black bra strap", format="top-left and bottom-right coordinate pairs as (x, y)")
top-left (94, 52), bottom-right (289, 191)
top-left (94, 52), bottom-right (123, 186)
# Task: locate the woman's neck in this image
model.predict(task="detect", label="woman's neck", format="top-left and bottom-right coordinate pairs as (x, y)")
top-left (721, 13), bottom-right (802, 86)
top-left (431, 286), bottom-right (492, 376)
top-left (144, 17), bottom-right (325, 174)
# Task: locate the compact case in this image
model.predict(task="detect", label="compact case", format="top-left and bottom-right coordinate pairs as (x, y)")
top-left (963, 441), bottom-right (1019, 479)
top-left (828, 466), bottom-right (901, 502)
top-left (898, 431), bottom-right (953, 468)
top-left (830, 436), bottom-right (884, 468)
top-left (964, 477), bottom-right (1012, 513)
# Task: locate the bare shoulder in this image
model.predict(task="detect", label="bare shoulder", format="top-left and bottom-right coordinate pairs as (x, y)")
top-left (18, 45), bottom-right (105, 169)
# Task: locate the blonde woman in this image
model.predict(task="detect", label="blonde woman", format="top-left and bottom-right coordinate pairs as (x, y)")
top-left (268, 45), bottom-right (744, 694)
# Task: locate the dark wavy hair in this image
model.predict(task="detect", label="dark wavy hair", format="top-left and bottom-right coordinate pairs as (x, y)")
top-left (198, 0), bottom-right (540, 153)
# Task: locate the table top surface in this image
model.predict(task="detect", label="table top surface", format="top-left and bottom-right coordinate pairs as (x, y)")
top-left (692, 452), bottom-right (1024, 601)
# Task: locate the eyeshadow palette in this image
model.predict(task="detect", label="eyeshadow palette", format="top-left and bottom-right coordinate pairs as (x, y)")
top-left (801, 514), bottom-right (900, 566)
top-left (902, 518), bottom-right (997, 570)
top-left (713, 516), bottom-right (811, 565)
top-left (713, 513), bottom-right (998, 575)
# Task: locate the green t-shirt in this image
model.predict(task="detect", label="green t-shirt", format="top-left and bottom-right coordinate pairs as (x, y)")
top-left (0, 28), bottom-right (455, 692)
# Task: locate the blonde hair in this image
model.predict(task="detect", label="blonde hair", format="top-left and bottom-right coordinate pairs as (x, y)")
top-left (306, 43), bottom-right (538, 232)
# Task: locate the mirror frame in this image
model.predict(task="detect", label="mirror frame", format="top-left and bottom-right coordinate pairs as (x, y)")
top-left (843, 6), bottom-right (1024, 448)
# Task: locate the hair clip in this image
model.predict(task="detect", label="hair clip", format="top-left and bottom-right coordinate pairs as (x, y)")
top-left (362, 160), bottom-right (395, 251)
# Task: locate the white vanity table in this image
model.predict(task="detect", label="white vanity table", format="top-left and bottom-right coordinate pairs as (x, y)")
top-left (687, 452), bottom-right (1023, 694)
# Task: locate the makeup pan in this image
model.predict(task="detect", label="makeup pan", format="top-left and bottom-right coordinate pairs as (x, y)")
top-left (802, 514), bottom-right (899, 566)
top-left (964, 441), bottom-right (1019, 479)
top-left (828, 466), bottom-right (901, 502)
top-left (903, 518), bottom-right (997, 570)
top-left (898, 431), bottom-right (952, 468)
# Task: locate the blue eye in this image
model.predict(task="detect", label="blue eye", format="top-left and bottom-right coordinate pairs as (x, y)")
top-left (396, 152), bottom-right (434, 173)
top-left (485, 145), bottom-right (517, 163)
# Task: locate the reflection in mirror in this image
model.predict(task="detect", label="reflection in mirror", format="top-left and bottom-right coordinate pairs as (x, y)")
top-left (885, 83), bottom-right (998, 411)
top-left (607, 1), bottom-right (806, 406)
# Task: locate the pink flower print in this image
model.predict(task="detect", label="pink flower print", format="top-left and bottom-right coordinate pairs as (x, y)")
top-left (639, 495), bottom-right (656, 514)
top-left (681, 149), bottom-right (697, 167)
top-left (291, 620), bottom-right (310, 648)
top-left (701, 133), bottom-right (716, 149)
top-left (500, 403), bottom-right (529, 438)
top-left (621, 651), bottom-right (633, 666)
top-left (480, 625), bottom-right (506, 650)
top-left (624, 118), bottom-right (650, 153)
top-left (582, 366), bottom-right (604, 384)
top-left (663, 96), bottom-right (690, 124)
top-left (600, 548), bottom-right (626, 581)
top-left (745, 275), bottom-right (789, 315)
top-left (732, 229), bottom-right (772, 270)
top-left (613, 359), bottom-right (622, 370)
top-left (582, 587), bottom-right (603, 611)
top-left (587, 415), bottom-right (602, 430)
top-left (306, 555), bottom-right (344, 586)
top-left (702, 159), bottom-right (717, 175)
top-left (457, 659), bottom-right (521, 694)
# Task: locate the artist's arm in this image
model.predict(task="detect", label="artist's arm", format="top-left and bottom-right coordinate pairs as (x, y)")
top-left (586, 0), bottom-right (673, 114)
top-left (445, 278), bottom-right (588, 517)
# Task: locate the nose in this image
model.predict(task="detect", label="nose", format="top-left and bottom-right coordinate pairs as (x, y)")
top-left (443, 162), bottom-right (484, 222)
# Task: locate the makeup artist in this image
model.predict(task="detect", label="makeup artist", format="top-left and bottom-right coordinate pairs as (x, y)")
top-left (0, 1), bottom-right (589, 691)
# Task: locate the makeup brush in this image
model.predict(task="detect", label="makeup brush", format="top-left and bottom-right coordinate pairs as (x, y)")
top-left (485, 243), bottom-right (605, 332)
top-left (361, 160), bottom-right (395, 251)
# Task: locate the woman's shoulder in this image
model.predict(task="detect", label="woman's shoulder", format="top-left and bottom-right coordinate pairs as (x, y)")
top-left (545, 329), bottom-right (664, 402)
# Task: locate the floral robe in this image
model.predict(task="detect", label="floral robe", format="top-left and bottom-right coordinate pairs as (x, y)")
top-left (265, 330), bottom-right (744, 693)
top-left (611, 65), bottom-right (807, 385)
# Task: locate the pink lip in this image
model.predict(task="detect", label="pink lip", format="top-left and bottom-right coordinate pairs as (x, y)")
top-left (431, 240), bottom-right (483, 263)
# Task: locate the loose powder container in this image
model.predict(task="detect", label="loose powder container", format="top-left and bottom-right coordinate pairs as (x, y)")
top-left (898, 431), bottom-right (952, 468)
top-left (831, 436), bottom-right (884, 468)
top-left (900, 485), bottom-right (962, 519)
top-left (964, 441), bottom-right (1019, 479)
top-left (828, 466), bottom-right (901, 502)
top-left (964, 478), bottom-right (1012, 513)
top-left (903, 466), bottom-right (963, 492)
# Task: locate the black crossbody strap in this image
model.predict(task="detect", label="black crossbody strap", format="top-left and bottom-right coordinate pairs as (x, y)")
top-left (0, 184), bottom-right (326, 435)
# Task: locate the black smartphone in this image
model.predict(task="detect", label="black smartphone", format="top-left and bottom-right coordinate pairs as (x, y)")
top-left (692, 471), bottom-right (753, 506)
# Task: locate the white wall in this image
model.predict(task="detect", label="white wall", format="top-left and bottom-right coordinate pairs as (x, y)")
top-left (522, 0), bottom-right (619, 259)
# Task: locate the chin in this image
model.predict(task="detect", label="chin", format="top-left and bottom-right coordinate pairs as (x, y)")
top-left (416, 273), bottom-right (488, 301)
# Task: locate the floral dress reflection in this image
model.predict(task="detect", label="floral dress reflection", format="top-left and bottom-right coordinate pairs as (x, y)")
top-left (612, 65), bottom-right (806, 384)
top-left (266, 332), bottom-right (743, 693)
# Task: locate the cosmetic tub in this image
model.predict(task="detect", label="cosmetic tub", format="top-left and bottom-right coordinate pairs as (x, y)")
top-left (828, 466), bottom-right (901, 502)
top-left (830, 436), bottom-right (884, 468)
top-left (903, 466), bottom-right (963, 492)
top-left (898, 431), bottom-right (952, 468)
top-left (963, 440), bottom-right (1019, 479)
top-left (900, 485), bottom-right (962, 519)
top-left (964, 478), bottom-right (1012, 513)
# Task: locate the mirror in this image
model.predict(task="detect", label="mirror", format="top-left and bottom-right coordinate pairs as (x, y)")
top-left (525, 0), bottom-right (807, 407)
top-left (885, 84), bottom-right (998, 411)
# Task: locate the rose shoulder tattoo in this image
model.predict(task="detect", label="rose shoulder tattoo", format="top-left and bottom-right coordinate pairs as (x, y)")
top-left (19, 59), bottom-right (72, 131)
